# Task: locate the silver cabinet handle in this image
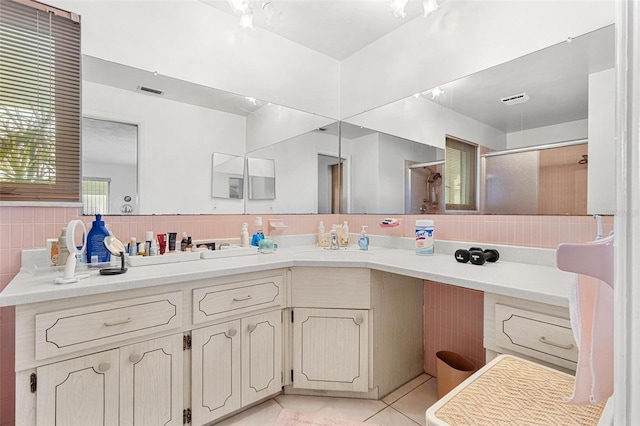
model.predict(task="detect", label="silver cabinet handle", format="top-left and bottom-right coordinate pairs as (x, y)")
top-left (539, 336), bottom-right (574, 350)
top-left (233, 295), bottom-right (252, 302)
top-left (355, 316), bottom-right (364, 325)
top-left (104, 317), bottom-right (132, 326)
top-left (97, 362), bottom-right (111, 372)
top-left (247, 323), bottom-right (257, 332)
top-left (227, 328), bottom-right (237, 337)
top-left (129, 353), bottom-right (142, 363)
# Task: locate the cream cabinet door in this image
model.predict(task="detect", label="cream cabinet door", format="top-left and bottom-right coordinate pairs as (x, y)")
top-left (241, 310), bottom-right (282, 406)
top-left (36, 349), bottom-right (119, 426)
top-left (120, 334), bottom-right (183, 426)
top-left (191, 320), bottom-right (241, 425)
top-left (293, 308), bottom-right (369, 392)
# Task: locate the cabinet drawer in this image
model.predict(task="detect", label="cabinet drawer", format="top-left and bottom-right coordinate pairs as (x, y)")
top-left (193, 275), bottom-right (283, 324)
top-left (495, 304), bottom-right (578, 368)
top-left (291, 267), bottom-right (370, 309)
top-left (35, 292), bottom-right (182, 360)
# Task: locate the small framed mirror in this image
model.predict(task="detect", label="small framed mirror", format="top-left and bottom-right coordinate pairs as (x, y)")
top-left (247, 157), bottom-right (276, 200)
top-left (211, 153), bottom-right (245, 199)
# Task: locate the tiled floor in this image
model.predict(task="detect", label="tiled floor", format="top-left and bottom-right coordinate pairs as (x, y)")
top-left (216, 374), bottom-right (438, 426)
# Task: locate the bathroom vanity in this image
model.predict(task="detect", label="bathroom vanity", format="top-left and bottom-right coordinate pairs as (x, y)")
top-left (0, 243), bottom-right (576, 425)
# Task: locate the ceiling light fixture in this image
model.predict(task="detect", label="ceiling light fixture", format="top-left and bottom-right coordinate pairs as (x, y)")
top-left (430, 86), bottom-right (444, 99)
top-left (422, 0), bottom-right (439, 18)
top-left (245, 96), bottom-right (257, 105)
top-left (229, 0), bottom-right (280, 29)
top-left (388, 0), bottom-right (408, 18)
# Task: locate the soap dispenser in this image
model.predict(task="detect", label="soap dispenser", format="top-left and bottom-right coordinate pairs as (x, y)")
top-left (358, 226), bottom-right (369, 251)
top-left (342, 221), bottom-right (350, 246)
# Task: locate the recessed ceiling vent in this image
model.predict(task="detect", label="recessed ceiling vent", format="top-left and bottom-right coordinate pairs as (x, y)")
top-left (137, 85), bottom-right (164, 96)
top-left (500, 92), bottom-right (530, 106)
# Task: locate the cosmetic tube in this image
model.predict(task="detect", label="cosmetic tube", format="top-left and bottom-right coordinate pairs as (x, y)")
top-left (168, 232), bottom-right (177, 252)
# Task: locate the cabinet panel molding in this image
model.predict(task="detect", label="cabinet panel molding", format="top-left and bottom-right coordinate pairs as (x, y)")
top-left (36, 349), bottom-right (119, 426)
top-left (120, 334), bottom-right (183, 426)
top-left (191, 320), bottom-right (241, 425)
top-left (293, 308), bottom-right (369, 392)
top-left (35, 292), bottom-right (182, 360)
top-left (193, 276), bottom-right (284, 324)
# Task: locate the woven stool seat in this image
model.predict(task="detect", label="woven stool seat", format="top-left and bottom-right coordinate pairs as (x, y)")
top-left (426, 355), bottom-right (606, 426)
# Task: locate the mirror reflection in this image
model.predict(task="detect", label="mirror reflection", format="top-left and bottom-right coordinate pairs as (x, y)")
top-left (211, 153), bottom-right (244, 199)
top-left (82, 117), bottom-right (138, 215)
top-left (341, 24), bottom-right (614, 215)
top-left (247, 158), bottom-right (275, 200)
top-left (81, 55), bottom-right (337, 215)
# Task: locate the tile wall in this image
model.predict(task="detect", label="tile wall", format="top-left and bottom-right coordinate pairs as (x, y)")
top-left (0, 206), bottom-right (614, 426)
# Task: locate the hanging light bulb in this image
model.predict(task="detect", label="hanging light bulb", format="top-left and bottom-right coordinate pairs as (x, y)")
top-left (228, 0), bottom-right (249, 13)
top-left (388, 0), bottom-right (408, 18)
top-left (239, 12), bottom-right (255, 30)
top-left (422, 0), bottom-right (439, 17)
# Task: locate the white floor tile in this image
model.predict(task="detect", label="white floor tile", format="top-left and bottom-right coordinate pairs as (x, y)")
top-left (215, 399), bottom-right (283, 426)
top-left (381, 374), bottom-right (431, 405)
top-left (365, 407), bottom-right (420, 426)
top-left (275, 394), bottom-right (387, 422)
top-left (390, 378), bottom-right (439, 426)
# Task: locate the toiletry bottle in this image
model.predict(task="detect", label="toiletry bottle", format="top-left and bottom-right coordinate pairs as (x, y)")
top-left (57, 227), bottom-right (70, 266)
top-left (342, 221), bottom-right (349, 246)
top-left (358, 226), bottom-right (369, 251)
top-left (241, 223), bottom-right (250, 247)
top-left (186, 236), bottom-right (193, 251)
top-left (129, 237), bottom-right (137, 257)
top-left (317, 221), bottom-right (328, 247)
top-left (251, 217), bottom-right (264, 247)
top-left (145, 231), bottom-right (153, 257)
top-left (180, 232), bottom-right (188, 251)
top-left (149, 239), bottom-right (158, 256)
top-left (415, 219), bottom-right (435, 255)
top-left (86, 214), bottom-right (111, 263)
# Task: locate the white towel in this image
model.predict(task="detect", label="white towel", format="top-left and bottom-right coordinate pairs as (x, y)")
top-left (568, 274), bottom-right (614, 404)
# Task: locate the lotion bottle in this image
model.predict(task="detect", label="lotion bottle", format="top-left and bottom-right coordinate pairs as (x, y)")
top-left (342, 221), bottom-right (350, 245)
top-left (241, 223), bottom-right (250, 247)
top-left (358, 226), bottom-right (369, 251)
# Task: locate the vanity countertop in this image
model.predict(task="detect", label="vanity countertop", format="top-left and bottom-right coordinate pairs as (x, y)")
top-left (0, 245), bottom-right (575, 307)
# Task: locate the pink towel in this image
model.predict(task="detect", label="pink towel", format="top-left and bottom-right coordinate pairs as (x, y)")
top-left (568, 274), bottom-right (614, 404)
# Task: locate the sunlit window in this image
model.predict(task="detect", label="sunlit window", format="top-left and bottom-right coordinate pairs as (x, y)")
top-left (445, 137), bottom-right (477, 210)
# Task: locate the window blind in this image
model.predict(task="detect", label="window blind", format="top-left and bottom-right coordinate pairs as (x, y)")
top-left (445, 137), bottom-right (477, 210)
top-left (0, 0), bottom-right (81, 202)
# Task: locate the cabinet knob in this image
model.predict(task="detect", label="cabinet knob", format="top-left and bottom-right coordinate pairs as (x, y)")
top-left (129, 353), bottom-right (142, 363)
top-left (227, 328), bottom-right (238, 337)
top-left (355, 316), bottom-right (364, 325)
top-left (247, 323), bottom-right (257, 333)
top-left (97, 362), bottom-right (111, 372)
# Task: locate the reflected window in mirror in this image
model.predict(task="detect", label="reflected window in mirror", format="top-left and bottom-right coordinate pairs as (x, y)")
top-left (82, 118), bottom-right (138, 215)
top-left (247, 157), bottom-right (276, 200)
top-left (82, 178), bottom-right (110, 215)
top-left (445, 137), bottom-right (478, 211)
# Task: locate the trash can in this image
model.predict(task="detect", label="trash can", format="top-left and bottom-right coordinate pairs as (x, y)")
top-left (435, 351), bottom-right (475, 398)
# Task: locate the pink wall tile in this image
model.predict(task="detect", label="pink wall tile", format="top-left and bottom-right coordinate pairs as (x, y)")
top-left (423, 280), bottom-right (485, 377)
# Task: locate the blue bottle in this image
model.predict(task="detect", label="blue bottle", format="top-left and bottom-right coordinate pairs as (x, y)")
top-left (86, 214), bottom-right (111, 263)
top-left (251, 231), bottom-right (264, 247)
top-left (358, 226), bottom-right (369, 251)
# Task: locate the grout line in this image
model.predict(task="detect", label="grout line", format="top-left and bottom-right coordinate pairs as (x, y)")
top-left (363, 406), bottom-right (389, 423)
top-left (388, 405), bottom-right (422, 426)
top-left (383, 374), bottom-right (432, 405)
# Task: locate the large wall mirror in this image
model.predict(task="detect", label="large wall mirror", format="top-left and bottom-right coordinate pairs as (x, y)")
top-left (341, 24), bottom-right (615, 216)
top-left (81, 55), bottom-right (336, 215)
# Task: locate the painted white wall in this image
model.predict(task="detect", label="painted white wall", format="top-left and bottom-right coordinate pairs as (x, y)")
top-left (83, 81), bottom-right (246, 215)
top-left (47, 0), bottom-right (341, 118)
top-left (344, 96), bottom-right (506, 151)
top-left (341, 133), bottom-right (379, 214)
top-left (506, 120), bottom-right (588, 149)
top-left (588, 68), bottom-right (616, 215)
top-left (340, 1), bottom-right (615, 118)
top-left (246, 131), bottom-right (336, 214)
top-left (246, 104), bottom-right (337, 153)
